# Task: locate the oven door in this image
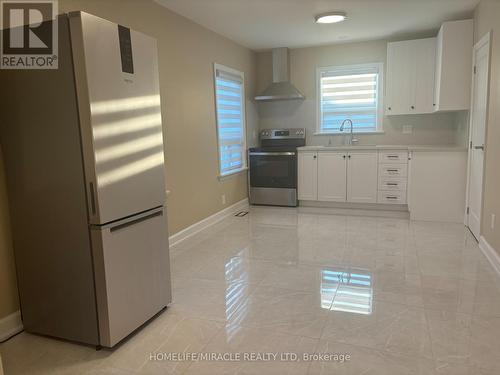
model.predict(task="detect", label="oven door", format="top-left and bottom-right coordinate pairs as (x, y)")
top-left (249, 152), bottom-right (297, 188)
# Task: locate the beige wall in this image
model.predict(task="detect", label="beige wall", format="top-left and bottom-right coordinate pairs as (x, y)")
top-left (0, 0), bottom-right (258, 319)
top-left (474, 0), bottom-right (500, 253)
top-left (57, 0), bottom-right (258, 235)
top-left (256, 40), bottom-right (465, 147)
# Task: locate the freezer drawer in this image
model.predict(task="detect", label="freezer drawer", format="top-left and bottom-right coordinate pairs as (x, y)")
top-left (91, 207), bottom-right (171, 347)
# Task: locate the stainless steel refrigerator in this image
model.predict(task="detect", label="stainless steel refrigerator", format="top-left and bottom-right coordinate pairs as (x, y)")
top-left (0, 12), bottom-right (171, 348)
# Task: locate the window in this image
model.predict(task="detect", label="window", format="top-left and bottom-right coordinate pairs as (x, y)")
top-left (214, 63), bottom-right (247, 177)
top-left (317, 63), bottom-right (383, 134)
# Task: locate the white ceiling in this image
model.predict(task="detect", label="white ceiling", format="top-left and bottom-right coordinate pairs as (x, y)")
top-left (155, 0), bottom-right (479, 51)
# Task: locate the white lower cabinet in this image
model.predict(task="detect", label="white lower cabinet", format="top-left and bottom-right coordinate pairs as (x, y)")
top-left (297, 151), bottom-right (318, 201)
top-left (408, 151), bottom-right (467, 222)
top-left (298, 150), bottom-right (379, 204)
top-left (377, 150), bottom-right (409, 204)
top-left (346, 152), bottom-right (378, 203)
top-left (378, 190), bottom-right (407, 204)
top-left (317, 152), bottom-right (347, 202)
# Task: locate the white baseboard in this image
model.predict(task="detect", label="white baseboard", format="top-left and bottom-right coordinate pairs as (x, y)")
top-left (0, 310), bottom-right (23, 342)
top-left (479, 236), bottom-right (500, 278)
top-left (299, 205), bottom-right (409, 219)
top-left (168, 198), bottom-right (249, 247)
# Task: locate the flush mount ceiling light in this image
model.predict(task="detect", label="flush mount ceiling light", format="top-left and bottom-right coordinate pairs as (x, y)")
top-left (315, 12), bottom-right (347, 24)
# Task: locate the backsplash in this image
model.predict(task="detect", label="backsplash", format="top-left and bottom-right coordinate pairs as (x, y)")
top-left (257, 99), bottom-right (466, 146)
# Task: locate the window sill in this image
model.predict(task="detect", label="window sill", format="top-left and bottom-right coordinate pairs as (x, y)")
top-left (218, 167), bottom-right (248, 181)
top-left (314, 130), bottom-right (385, 136)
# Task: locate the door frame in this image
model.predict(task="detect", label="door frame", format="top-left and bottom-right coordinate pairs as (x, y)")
top-left (465, 31), bottom-right (491, 237)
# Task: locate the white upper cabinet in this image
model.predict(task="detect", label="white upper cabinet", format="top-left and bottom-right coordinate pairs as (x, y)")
top-left (386, 41), bottom-right (414, 115)
top-left (434, 20), bottom-right (474, 112)
top-left (414, 38), bottom-right (437, 114)
top-left (298, 152), bottom-right (318, 201)
top-left (317, 152), bottom-right (347, 202)
top-left (386, 38), bottom-right (436, 115)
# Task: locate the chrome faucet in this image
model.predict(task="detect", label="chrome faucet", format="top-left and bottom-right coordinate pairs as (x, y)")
top-left (340, 119), bottom-right (358, 146)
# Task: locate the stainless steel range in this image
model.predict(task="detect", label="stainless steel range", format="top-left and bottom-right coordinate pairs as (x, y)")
top-left (249, 128), bottom-right (306, 207)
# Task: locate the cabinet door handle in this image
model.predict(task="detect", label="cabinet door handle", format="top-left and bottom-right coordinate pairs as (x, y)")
top-left (411, 105), bottom-right (415, 109)
top-left (348, 155), bottom-right (351, 159)
top-left (343, 155), bottom-right (346, 159)
top-left (313, 155), bottom-right (317, 159)
top-left (388, 106), bottom-right (392, 110)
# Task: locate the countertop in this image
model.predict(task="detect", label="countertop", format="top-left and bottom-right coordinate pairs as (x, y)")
top-left (297, 145), bottom-right (468, 152)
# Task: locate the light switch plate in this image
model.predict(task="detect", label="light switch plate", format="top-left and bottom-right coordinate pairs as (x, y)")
top-left (402, 125), bottom-right (413, 134)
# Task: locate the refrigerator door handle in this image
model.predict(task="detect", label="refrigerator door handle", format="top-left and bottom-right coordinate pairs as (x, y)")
top-left (97, 206), bottom-right (164, 232)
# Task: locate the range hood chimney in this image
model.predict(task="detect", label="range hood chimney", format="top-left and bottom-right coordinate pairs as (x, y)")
top-left (254, 48), bottom-right (305, 101)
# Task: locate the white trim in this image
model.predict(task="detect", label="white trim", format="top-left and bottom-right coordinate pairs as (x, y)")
top-left (168, 198), bottom-right (249, 247)
top-left (465, 31), bottom-right (491, 236)
top-left (218, 167), bottom-right (248, 181)
top-left (0, 311), bottom-right (23, 342)
top-left (479, 236), bottom-right (500, 278)
top-left (298, 205), bottom-right (409, 219)
top-left (316, 62), bottom-right (384, 135)
top-left (213, 63), bottom-right (247, 177)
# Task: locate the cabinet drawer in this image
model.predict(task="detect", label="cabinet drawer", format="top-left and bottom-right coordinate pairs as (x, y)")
top-left (378, 190), bottom-right (407, 204)
top-left (379, 164), bottom-right (408, 177)
top-left (378, 177), bottom-right (407, 191)
top-left (378, 151), bottom-right (408, 164)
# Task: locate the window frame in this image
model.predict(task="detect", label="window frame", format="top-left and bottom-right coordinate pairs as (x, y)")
top-left (315, 63), bottom-right (384, 135)
top-left (213, 63), bottom-right (247, 178)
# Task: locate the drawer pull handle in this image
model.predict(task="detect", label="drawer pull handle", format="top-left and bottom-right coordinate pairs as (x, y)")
top-left (387, 169), bottom-right (399, 172)
top-left (387, 155), bottom-right (398, 158)
top-left (386, 196), bottom-right (398, 199)
top-left (386, 183), bottom-right (398, 186)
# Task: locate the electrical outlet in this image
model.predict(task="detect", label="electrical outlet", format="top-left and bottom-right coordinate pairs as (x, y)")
top-left (222, 194), bottom-right (226, 205)
top-left (492, 214), bottom-right (496, 230)
top-left (402, 125), bottom-right (413, 134)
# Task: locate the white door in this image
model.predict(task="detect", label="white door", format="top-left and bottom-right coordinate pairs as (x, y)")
top-left (298, 152), bottom-right (318, 201)
top-left (467, 34), bottom-right (490, 240)
top-left (318, 152), bottom-right (347, 202)
top-left (347, 152), bottom-right (378, 203)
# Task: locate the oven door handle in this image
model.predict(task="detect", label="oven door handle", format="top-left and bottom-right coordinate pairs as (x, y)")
top-left (249, 152), bottom-right (296, 156)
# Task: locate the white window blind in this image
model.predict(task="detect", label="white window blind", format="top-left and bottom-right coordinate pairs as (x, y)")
top-left (214, 64), bottom-right (246, 176)
top-left (318, 64), bottom-right (383, 133)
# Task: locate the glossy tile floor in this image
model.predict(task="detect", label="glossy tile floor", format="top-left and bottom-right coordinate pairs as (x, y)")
top-left (2, 206), bottom-right (500, 374)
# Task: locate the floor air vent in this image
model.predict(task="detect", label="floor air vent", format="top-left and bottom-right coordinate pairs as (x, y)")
top-left (234, 211), bottom-right (249, 217)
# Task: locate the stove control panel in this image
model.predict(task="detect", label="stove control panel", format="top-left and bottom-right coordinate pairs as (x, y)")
top-left (260, 128), bottom-right (305, 139)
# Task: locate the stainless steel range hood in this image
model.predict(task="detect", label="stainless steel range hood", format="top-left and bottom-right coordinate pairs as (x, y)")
top-left (255, 48), bottom-right (305, 101)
